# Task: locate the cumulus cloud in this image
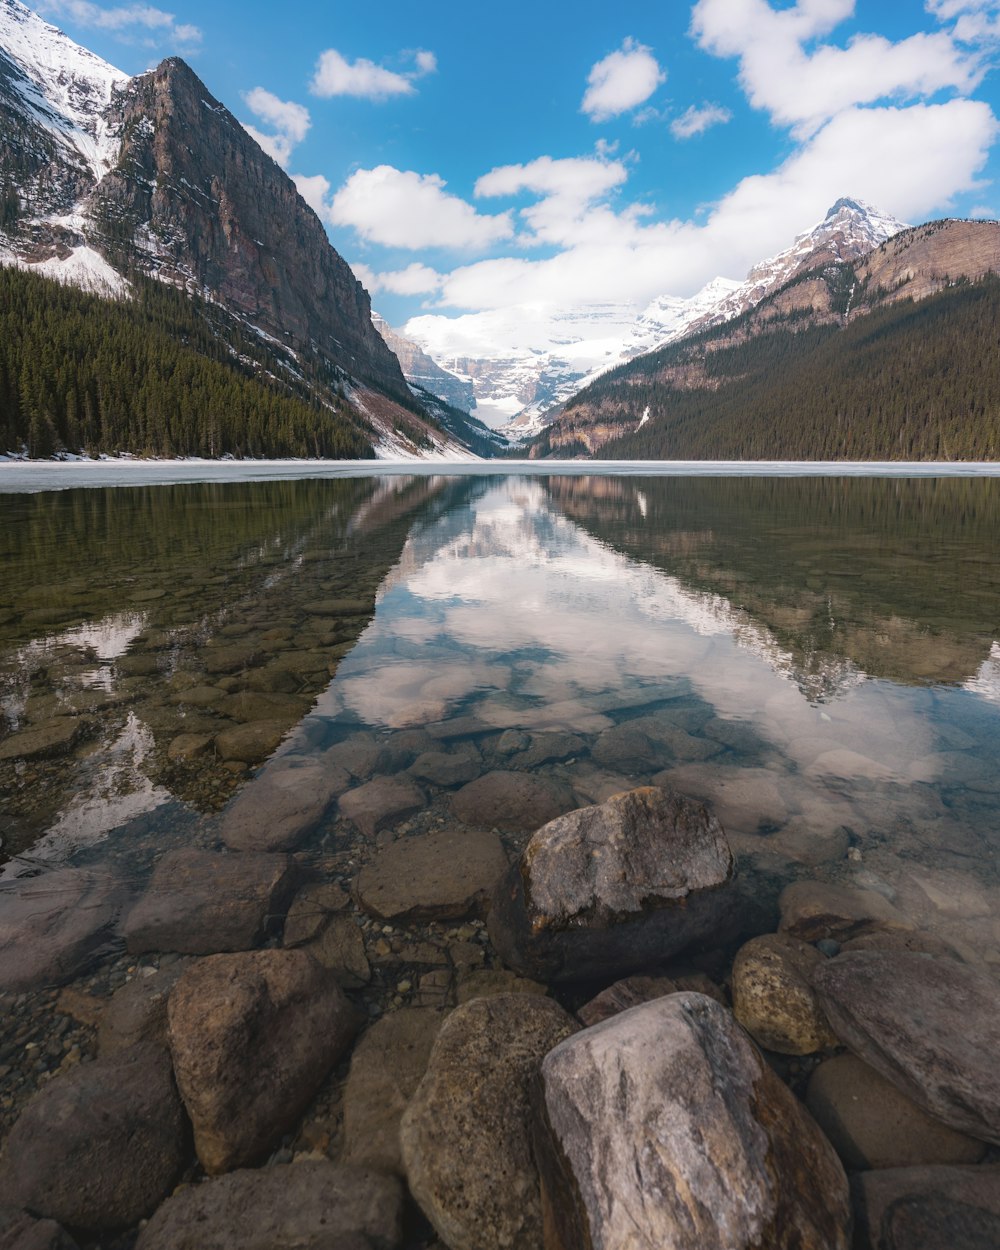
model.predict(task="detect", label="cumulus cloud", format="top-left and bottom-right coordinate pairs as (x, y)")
top-left (363, 263), bottom-right (444, 297)
top-left (291, 173), bottom-right (333, 217)
top-left (670, 102), bottom-right (733, 139)
top-left (39, 0), bottom-right (201, 47)
top-left (691, 0), bottom-right (984, 137)
top-left (241, 88), bottom-right (310, 168)
top-left (927, 0), bottom-right (1000, 42)
top-left (327, 166), bottom-right (515, 250)
top-left (581, 37), bottom-right (666, 122)
top-left (310, 47), bottom-right (437, 100)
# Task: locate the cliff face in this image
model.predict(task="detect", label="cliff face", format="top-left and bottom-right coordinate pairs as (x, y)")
top-left (372, 313), bottom-right (475, 412)
top-left (92, 59), bottom-right (406, 398)
top-left (854, 219), bottom-right (1000, 311)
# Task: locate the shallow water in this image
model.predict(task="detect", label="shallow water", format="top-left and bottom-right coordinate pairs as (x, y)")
top-left (2, 471), bottom-right (1000, 967)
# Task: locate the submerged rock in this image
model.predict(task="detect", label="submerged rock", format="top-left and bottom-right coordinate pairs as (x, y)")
top-left (488, 786), bottom-right (736, 983)
top-left (356, 829), bottom-right (508, 923)
top-left (399, 994), bottom-right (578, 1250)
top-left (220, 757), bottom-right (351, 852)
top-left (534, 993), bottom-right (850, 1250)
top-left (813, 951), bottom-right (1000, 1144)
top-left (779, 880), bottom-right (913, 943)
top-left (0, 1044), bottom-right (185, 1233)
top-left (168, 949), bottom-right (362, 1174)
top-left (0, 717), bottom-right (87, 762)
top-left (451, 770), bottom-right (578, 833)
top-left (338, 776), bottom-right (426, 838)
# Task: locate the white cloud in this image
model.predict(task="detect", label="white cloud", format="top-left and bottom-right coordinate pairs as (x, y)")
top-left (310, 47), bottom-right (437, 100)
top-left (671, 102), bottom-right (733, 139)
top-left (476, 154), bottom-right (628, 203)
top-left (927, 0), bottom-right (1000, 41)
top-left (39, 0), bottom-right (201, 47)
top-left (291, 173), bottom-right (332, 217)
top-left (327, 166), bottom-right (514, 250)
top-left (581, 37), bottom-right (666, 122)
top-left (691, 0), bottom-right (985, 138)
top-left (363, 263), bottom-right (444, 296)
top-left (242, 88), bottom-right (310, 168)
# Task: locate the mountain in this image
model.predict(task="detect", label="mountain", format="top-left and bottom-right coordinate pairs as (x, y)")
top-left (0, 0), bottom-right (482, 459)
top-left (531, 217), bottom-right (1000, 462)
top-left (404, 198), bottom-right (905, 443)
top-left (372, 313), bottom-right (476, 413)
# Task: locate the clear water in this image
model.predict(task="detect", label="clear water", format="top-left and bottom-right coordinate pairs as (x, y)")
top-left (2, 471), bottom-right (999, 967)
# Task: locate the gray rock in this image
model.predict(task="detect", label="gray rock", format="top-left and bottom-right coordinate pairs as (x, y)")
top-left (806, 1054), bottom-right (986, 1170)
top-left (343, 1008), bottom-right (445, 1175)
top-left (0, 1208), bottom-right (78, 1250)
top-left (0, 868), bottom-right (126, 992)
top-left (779, 880), bottom-right (913, 943)
top-left (880, 1194), bottom-right (1000, 1250)
top-left (357, 830), bottom-right (508, 923)
top-left (220, 758), bottom-right (351, 852)
top-left (577, 971), bottom-right (724, 1027)
top-left (535, 993), bottom-right (850, 1250)
top-left (813, 951), bottom-right (1000, 1144)
top-left (0, 718), bottom-right (86, 762)
top-left (283, 882), bottom-right (350, 946)
top-left (408, 750), bottom-right (481, 789)
top-left (400, 994), bottom-right (578, 1250)
top-left (98, 961), bottom-right (190, 1055)
top-left (339, 777), bottom-right (426, 838)
top-left (323, 732), bottom-right (381, 779)
top-left (851, 1164), bottom-right (1000, 1250)
top-left (0, 1044), bottom-right (185, 1232)
top-left (123, 849), bottom-right (297, 955)
top-left (135, 1162), bottom-right (403, 1250)
top-left (168, 949), bottom-right (362, 1173)
top-left (450, 771), bottom-right (578, 833)
top-left (506, 732), bottom-right (587, 769)
top-left (301, 914), bottom-right (370, 989)
top-left (731, 933), bottom-right (838, 1055)
top-left (488, 786), bottom-right (736, 984)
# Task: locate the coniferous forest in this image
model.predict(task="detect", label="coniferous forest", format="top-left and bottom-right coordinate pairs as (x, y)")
top-left (0, 266), bottom-right (377, 459)
top-left (536, 275), bottom-right (1000, 461)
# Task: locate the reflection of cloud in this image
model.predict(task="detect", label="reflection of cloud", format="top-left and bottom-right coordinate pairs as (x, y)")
top-left (964, 640), bottom-right (1000, 702)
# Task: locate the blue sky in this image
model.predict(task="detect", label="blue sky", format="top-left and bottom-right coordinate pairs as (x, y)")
top-left (34, 0), bottom-right (1000, 339)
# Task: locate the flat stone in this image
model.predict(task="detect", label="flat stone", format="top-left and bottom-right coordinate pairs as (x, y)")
top-left (488, 786), bottom-right (736, 984)
top-left (283, 882), bottom-right (350, 946)
top-left (577, 971), bottom-right (724, 1027)
top-left (0, 718), bottom-right (85, 762)
top-left (732, 933), bottom-right (839, 1055)
top-left (806, 1054), bottom-right (986, 1170)
top-left (881, 1193), bottom-right (1000, 1250)
top-left (302, 598), bottom-right (372, 616)
top-left (220, 758), bottom-right (351, 852)
top-left (535, 993), bottom-right (850, 1250)
top-left (0, 869), bottom-right (126, 992)
top-left (168, 949), bottom-right (362, 1173)
top-left (343, 1008), bottom-right (445, 1175)
top-left (408, 750), bottom-right (482, 788)
top-left (813, 951), bottom-right (1000, 1145)
top-left (301, 914), bottom-right (370, 988)
top-left (779, 880), bottom-right (913, 943)
top-left (134, 1162), bottom-right (402, 1250)
top-left (591, 722), bottom-right (664, 771)
top-left (167, 733), bottom-right (213, 762)
top-left (851, 1165), bottom-right (1000, 1250)
top-left (123, 849), bottom-right (297, 955)
top-left (656, 764), bottom-right (789, 835)
top-left (201, 645), bottom-right (263, 675)
top-left (451, 770), bottom-right (578, 833)
top-left (0, 1208), bottom-right (78, 1250)
top-left (766, 821), bottom-right (851, 867)
top-left (839, 930), bottom-right (963, 959)
top-left (357, 829), bottom-right (508, 923)
top-left (217, 691), bottom-right (309, 724)
top-left (339, 776), bottom-right (426, 838)
top-left (98, 961), bottom-right (191, 1056)
top-left (214, 719), bottom-right (288, 763)
top-left (507, 732), bottom-right (587, 769)
top-left (323, 732), bottom-right (381, 779)
top-left (400, 995), bottom-right (578, 1250)
top-left (0, 1044), bottom-right (185, 1233)
top-left (172, 685), bottom-right (226, 708)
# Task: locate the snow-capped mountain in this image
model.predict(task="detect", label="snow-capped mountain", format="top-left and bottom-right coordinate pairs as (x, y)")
top-left (404, 197), bottom-right (907, 444)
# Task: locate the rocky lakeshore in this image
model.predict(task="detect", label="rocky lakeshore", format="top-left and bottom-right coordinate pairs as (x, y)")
top-left (0, 764), bottom-right (998, 1250)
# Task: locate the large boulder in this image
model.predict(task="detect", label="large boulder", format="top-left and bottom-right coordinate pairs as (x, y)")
top-left (123, 849), bottom-right (297, 955)
top-left (0, 868), bottom-right (126, 991)
top-left (488, 787), bottom-right (736, 983)
top-left (535, 993), bottom-right (850, 1250)
top-left (135, 1161), bottom-right (403, 1250)
top-left (813, 951), bottom-right (1000, 1144)
top-left (399, 994), bottom-right (578, 1250)
top-left (167, 949), bottom-right (362, 1173)
top-left (731, 933), bottom-right (838, 1055)
top-left (219, 757), bottom-right (351, 852)
top-left (356, 829), bottom-right (508, 923)
top-left (0, 1044), bottom-right (185, 1232)
top-left (451, 771), bottom-right (578, 833)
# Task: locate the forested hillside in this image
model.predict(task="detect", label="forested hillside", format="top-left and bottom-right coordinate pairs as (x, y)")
top-left (0, 267), bottom-right (377, 459)
top-left (536, 275), bottom-right (1000, 461)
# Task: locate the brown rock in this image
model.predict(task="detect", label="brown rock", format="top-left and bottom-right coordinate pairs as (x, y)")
top-left (779, 880), bottom-right (913, 943)
top-left (338, 777), bottom-right (426, 838)
top-left (357, 829), bottom-right (508, 923)
top-left (123, 849), bottom-right (297, 955)
top-left (408, 750), bottom-right (481, 789)
top-left (301, 914), bottom-right (370, 989)
top-left (98, 961), bottom-right (190, 1055)
top-left (535, 993), bottom-right (850, 1250)
top-left (134, 1162), bottom-right (403, 1250)
top-left (283, 882), bottom-right (350, 946)
top-left (214, 720), bottom-right (287, 763)
top-left (167, 949), bottom-right (362, 1173)
top-left (0, 718), bottom-right (86, 762)
top-left (731, 933), bottom-right (838, 1055)
top-left (220, 758), bottom-right (351, 852)
top-left (399, 995), bottom-right (578, 1250)
top-left (851, 1164), bottom-right (1000, 1250)
top-left (880, 1193), bottom-right (1000, 1250)
top-left (0, 1208), bottom-right (78, 1250)
top-left (0, 1044), bottom-right (185, 1232)
top-left (450, 770), bottom-right (578, 833)
top-left (577, 972), bottom-right (724, 1027)
top-left (806, 1053), bottom-right (986, 1170)
top-left (455, 970), bottom-right (548, 1004)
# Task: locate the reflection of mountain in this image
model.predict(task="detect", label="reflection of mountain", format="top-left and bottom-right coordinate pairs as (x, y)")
top-left (544, 475), bottom-right (1000, 690)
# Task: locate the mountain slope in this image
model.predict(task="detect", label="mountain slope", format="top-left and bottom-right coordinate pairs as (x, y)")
top-left (372, 313), bottom-right (475, 413)
top-left (533, 219), bottom-right (1000, 462)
